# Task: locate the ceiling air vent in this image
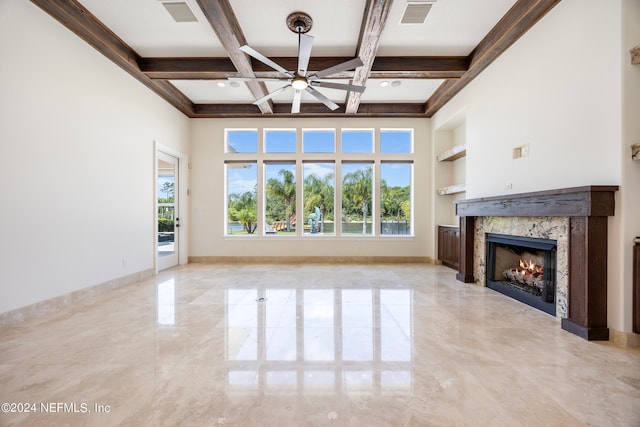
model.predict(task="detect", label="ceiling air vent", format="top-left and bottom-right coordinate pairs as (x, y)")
top-left (162, 2), bottom-right (198, 23)
top-left (400, 2), bottom-right (433, 24)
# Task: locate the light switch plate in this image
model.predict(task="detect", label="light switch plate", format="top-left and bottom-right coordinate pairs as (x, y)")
top-left (513, 147), bottom-right (522, 159)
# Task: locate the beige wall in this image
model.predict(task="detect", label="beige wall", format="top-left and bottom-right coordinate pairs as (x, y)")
top-left (0, 0), bottom-right (190, 313)
top-left (189, 118), bottom-right (431, 259)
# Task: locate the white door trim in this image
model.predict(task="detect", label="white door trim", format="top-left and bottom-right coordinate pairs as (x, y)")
top-left (155, 142), bottom-right (188, 272)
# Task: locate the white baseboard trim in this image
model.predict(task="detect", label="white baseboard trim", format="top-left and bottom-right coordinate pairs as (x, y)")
top-left (0, 268), bottom-right (155, 329)
top-left (188, 256), bottom-right (434, 264)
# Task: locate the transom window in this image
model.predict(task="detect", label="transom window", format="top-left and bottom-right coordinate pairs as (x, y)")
top-left (225, 128), bottom-right (414, 237)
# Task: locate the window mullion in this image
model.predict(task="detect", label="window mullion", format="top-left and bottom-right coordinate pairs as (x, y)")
top-left (296, 160), bottom-right (303, 237)
top-left (258, 161), bottom-right (265, 237)
top-left (334, 161), bottom-right (342, 237)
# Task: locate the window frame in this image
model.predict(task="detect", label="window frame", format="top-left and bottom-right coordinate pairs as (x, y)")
top-left (224, 127), bottom-right (415, 238)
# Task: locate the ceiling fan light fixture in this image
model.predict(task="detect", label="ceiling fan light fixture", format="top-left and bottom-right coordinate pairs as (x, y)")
top-left (291, 77), bottom-right (309, 90)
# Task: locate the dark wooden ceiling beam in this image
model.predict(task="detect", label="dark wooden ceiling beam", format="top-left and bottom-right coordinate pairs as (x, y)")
top-left (424, 0), bottom-right (561, 117)
top-left (194, 0), bottom-right (272, 114)
top-left (193, 103), bottom-right (425, 118)
top-left (30, 0), bottom-right (558, 119)
top-left (30, 0), bottom-right (194, 117)
top-left (139, 56), bottom-right (468, 80)
top-left (345, 0), bottom-right (395, 114)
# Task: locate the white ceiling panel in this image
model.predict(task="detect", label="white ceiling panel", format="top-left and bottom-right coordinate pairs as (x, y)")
top-left (360, 79), bottom-right (444, 103)
top-left (378, 0), bottom-right (518, 56)
top-left (170, 80), bottom-right (254, 103)
top-left (230, 0), bottom-right (366, 57)
top-left (79, 0), bottom-right (227, 57)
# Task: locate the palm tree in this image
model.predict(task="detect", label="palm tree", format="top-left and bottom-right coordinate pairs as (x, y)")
top-left (342, 167), bottom-right (372, 234)
top-left (228, 190), bottom-right (257, 233)
top-left (266, 169), bottom-right (296, 231)
top-left (304, 173), bottom-right (334, 233)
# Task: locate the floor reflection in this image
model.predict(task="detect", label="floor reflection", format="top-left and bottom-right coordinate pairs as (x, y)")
top-left (157, 278), bottom-right (175, 326)
top-left (225, 287), bottom-right (413, 395)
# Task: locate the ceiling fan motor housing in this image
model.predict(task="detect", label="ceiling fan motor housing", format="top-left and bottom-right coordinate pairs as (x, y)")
top-left (286, 12), bottom-right (312, 34)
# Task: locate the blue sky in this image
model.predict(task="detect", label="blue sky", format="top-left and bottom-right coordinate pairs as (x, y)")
top-left (157, 176), bottom-right (174, 200)
top-left (226, 129), bottom-right (412, 154)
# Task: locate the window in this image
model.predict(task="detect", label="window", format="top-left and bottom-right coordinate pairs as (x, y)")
top-left (380, 162), bottom-right (412, 235)
top-left (264, 163), bottom-right (296, 235)
top-left (226, 129), bottom-right (257, 153)
top-left (226, 162), bottom-right (257, 235)
top-left (303, 162), bottom-right (335, 235)
top-left (224, 127), bottom-right (415, 237)
top-left (341, 162), bottom-right (373, 235)
top-left (342, 129), bottom-right (373, 153)
top-left (303, 129), bottom-right (335, 153)
top-left (265, 129), bottom-right (296, 153)
top-left (380, 129), bottom-right (412, 153)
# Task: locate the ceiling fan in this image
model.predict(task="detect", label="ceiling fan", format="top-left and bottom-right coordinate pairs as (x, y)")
top-left (229, 12), bottom-right (366, 114)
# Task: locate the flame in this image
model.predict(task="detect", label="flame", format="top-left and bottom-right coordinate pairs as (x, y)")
top-left (516, 258), bottom-right (543, 276)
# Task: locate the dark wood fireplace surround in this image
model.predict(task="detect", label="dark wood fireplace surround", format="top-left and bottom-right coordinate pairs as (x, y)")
top-left (455, 186), bottom-right (618, 341)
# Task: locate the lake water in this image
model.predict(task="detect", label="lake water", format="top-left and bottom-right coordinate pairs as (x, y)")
top-left (228, 221), bottom-right (409, 235)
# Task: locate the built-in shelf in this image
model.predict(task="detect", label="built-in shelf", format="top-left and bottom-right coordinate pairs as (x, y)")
top-left (437, 144), bottom-right (466, 162)
top-left (437, 183), bottom-right (466, 196)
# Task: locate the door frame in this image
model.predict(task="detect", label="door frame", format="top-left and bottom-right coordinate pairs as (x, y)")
top-left (155, 143), bottom-right (188, 272)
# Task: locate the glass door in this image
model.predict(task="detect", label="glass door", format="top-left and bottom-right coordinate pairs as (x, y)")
top-left (157, 152), bottom-right (179, 270)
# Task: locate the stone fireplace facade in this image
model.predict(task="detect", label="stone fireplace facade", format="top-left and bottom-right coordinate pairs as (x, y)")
top-left (474, 216), bottom-right (568, 318)
top-left (454, 186), bottom-right (618, 341)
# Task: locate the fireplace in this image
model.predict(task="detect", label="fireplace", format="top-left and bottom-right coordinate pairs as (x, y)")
top-left (486, 234), bottom-right (557, 316)
top-left (455, 186), bottom-right (618, 340)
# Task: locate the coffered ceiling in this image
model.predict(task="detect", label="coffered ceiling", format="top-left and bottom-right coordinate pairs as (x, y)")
top-left (30, 0), bottom-right (560, 118)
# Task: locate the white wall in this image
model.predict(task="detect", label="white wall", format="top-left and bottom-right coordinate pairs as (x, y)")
top-left (189, 118), bottom-right (431, 259)
top-left (0, 0), bottom-right (189, 313)
top-left (618, 0), bottom-right (640, 332)
top-left (433, 0), bottom-right (622, 197)
top-left (431, 0), bottom-right (638, 333)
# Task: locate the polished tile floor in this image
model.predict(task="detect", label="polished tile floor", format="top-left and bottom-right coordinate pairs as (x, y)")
top-left (1, 264), bottom-right (639, 426)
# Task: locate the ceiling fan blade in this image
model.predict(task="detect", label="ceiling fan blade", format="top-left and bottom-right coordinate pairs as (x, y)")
top-left (297, 33), bottom-right (314, 75)
top-left (309, 57), bottom-right (364, 79)
top-left (228, 77), bottom-right (290, 82)
top-left (310, 81), bottom-right (366, 93)
top-left (305, 86), bottom-right (339, 111)
top-left (291, 89), bottom-right (302, 114)
top-left (239, 45), bottom-right (294, 77)
top-left (252, 84), bottom-right (291, 105)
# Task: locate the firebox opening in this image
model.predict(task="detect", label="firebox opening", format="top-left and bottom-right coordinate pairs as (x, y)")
top-left (486, 234), bottom-right (557, 316)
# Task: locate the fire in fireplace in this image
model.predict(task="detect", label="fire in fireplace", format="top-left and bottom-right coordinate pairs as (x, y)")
top-left (486, 234), bottom-right (557, 315)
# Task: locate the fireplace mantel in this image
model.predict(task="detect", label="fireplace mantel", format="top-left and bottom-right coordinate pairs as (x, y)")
top-left (455, 185), bottom-right (618, 217)
top-left (454, 186), bottom-right (619, 341)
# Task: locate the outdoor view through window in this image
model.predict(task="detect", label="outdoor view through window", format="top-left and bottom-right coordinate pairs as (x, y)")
top-left (225, 128), bottom-right (413, 237)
